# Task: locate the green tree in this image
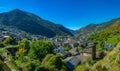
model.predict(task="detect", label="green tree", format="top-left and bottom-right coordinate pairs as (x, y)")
top-left (2, 36), bottom-right (14, 46)
top-left (18, 39), bottom-right (30, 54)
top-left (26, 60), bottom-right (41, 71)
top-left (45, 54), bottom-right (67, 71)
top-left (28, 40), bottom-right (54, 61)
top-left (41, 54), bottom-right (54, 65)
top-left (75, 64), bottom-right (87, 71)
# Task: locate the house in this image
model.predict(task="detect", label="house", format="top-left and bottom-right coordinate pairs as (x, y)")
top-left (65, 56), bottom-right (80, 70)
top-left (70, 42), bottom-right (78, 48)
top-left (81, 42), bottom-right (87, 48)
top-left (11, 34), bottom-right (23, 40)
top-left (81, 42), bottom-right (97, 60)
top-left (104, 44), bottom-right (115, 49)
top-left (54, 46), bottom-right (68, 56)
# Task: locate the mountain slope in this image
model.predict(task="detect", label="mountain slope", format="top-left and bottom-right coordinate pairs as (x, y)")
top-left (75, 20), bottom-right (120, 71)
top-left (90, 20), bottom-right (120, 70)
top-left (75, 18), bottom-right (120, 38)
top-left (88, 18), bottom-right (120, 50)
top-left (0, 9), bottom-right (73, 38)
top-left (90, 42), bottom-right (120, 71)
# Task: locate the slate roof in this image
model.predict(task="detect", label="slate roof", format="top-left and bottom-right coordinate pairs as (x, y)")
top-left (54, 46), bottom-right (68, 56)
top-left (65, 56), bottom-right (80, 69)
top-left (104, 44), bottom-right (114, 49)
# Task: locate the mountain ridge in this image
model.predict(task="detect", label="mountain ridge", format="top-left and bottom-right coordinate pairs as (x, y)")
top-left (75, 18), bottom-right (120, 38)
top-left (0, 9), bottom-right (73, 38)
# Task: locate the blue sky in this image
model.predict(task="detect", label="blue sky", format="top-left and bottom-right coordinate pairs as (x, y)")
top-left (0, 0), bottom-right (120, 30)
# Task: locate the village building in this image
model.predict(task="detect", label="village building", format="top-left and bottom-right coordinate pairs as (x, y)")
top-left (65, 56), bottom-right (80, 70)
top-left (54, 46), bottom-right (68, 56)
top-left (104, 44), bottom-right (115, 49)
top-left (81, 42), bottom-right (97, 60)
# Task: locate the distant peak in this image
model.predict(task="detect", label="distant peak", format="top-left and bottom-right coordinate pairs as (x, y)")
top-left (88, 23), bottom-right (95, 25)
top-left (12, 9), bottom-right (22, 11)
top-left (10, 9), bottom-right (25, 13)
top-left (14, 9), bottom-right (20, 10)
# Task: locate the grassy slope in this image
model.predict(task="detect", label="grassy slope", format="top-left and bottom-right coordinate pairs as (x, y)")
top-left (90, 42), bottom-right (120, 71)
top-left (89, 19), bottom-right (120, 50)
top-left (106, 36), bottom-right (120, 45)
top-left (75, 18), bottom-right (120, 38)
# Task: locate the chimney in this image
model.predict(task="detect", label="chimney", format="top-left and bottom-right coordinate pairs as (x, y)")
top-left (92, 43), bottom-right (97, 60)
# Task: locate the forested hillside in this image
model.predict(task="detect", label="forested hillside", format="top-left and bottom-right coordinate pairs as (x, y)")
top-left (88, 19), bottom-right (120, 51)
top-left (74, 18), bottom-right (120, 71)
top-left (0, 9), bottom-right (73, 38)
top-left (75, 18), bottom-right (120, 39)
